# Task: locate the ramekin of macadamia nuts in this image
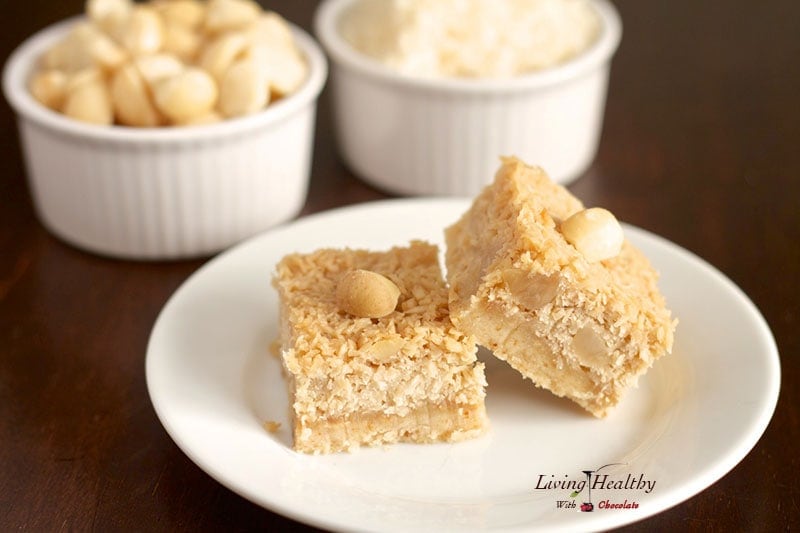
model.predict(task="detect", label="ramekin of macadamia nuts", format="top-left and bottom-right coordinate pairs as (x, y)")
top-left (2, 0), bottom-right (327, 259)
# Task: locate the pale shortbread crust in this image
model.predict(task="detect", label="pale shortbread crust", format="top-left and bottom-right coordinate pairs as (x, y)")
top-left (274, 241), bottom-right (488, 453)
top-left (445, 158), bottom-right (676, 417)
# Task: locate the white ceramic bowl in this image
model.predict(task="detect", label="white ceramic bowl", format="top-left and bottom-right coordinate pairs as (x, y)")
top-left (3, 17), bottom-right (327, 260)
top-left (314, 0), bottom-right (621, 196)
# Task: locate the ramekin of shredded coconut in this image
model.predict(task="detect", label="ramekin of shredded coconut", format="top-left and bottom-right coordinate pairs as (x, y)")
top-left (314, 0), bottom-right (621, 194)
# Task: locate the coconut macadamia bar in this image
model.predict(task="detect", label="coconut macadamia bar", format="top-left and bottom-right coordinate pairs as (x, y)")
top-left (445, 157), bottom-right (676, 417)
top-left (273, 241), bottom-right (487, 453)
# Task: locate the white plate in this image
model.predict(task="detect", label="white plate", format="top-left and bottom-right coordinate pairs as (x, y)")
top-left (146, 198), bottom-right (780, 532)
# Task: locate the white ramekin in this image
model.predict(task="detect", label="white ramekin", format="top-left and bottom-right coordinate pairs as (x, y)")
top-left (3, 17), bottom-right (327, 260)
top-left (314, 0), bottom-right (621, 196)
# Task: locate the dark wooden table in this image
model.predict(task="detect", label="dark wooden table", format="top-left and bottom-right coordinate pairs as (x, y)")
top-left (1, 1), bottom-right (797, 531)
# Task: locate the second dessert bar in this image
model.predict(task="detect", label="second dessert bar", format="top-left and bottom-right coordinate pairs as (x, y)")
top-left (445, 157), bottom-right (676, 417)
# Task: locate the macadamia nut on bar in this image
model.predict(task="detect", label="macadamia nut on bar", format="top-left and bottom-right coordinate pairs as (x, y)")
top-left (445, 157), bottom-right (676, 417)
top-left (273, 241), bottom-right (488, 454)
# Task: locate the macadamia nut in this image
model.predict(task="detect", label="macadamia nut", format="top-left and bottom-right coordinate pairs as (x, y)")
top-left (204, 0), bottom-right (260, 34)
top-left (42, 23), bottom-right (113, 73)
top-left (336, 270), bottom-right (401, 319)
top-left (62, 69), bottom-right (113, 125)
top-left (153, 67), bottom-right (217, 123)
top-left (88, 25), bottom-right (128, 70)
top-left (117, 6), bottom-right (164, 55)
top-left (134, 53), bottom-right (184, 84)
top-left (29, 70), bottom-right (69, 110)
top-left (160, 23), bottom-right (202, 62)
top-left (86, 0), bottom-right (132, 31)
top-left (218, 57), bottom-right (269, 117)
top-left (110, 62), bottom-right (165, 127)
top-left (560, 207), bottom-right (624, 263)
top-left (250, 43), bottom-right (307, 97)
top-left (154, 0), bottom-right (205, 29)
top-left (198, 32), bottom-right (249, 82)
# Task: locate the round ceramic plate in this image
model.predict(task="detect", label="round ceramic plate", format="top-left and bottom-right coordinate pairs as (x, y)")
top-left (146, 198), bottom-right (780, 532)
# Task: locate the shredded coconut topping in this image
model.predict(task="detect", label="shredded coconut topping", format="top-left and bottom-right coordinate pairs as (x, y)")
top-left (341, 0), bottom-right (601, 78)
